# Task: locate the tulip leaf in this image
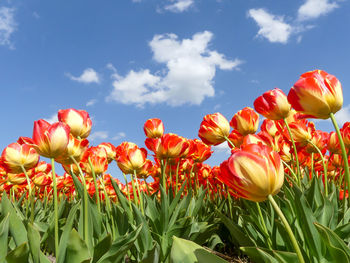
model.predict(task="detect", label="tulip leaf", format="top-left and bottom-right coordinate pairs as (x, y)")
top-left (92, 234), bottom-right (112, 263)
top-left (170, 236), bottom-right (228, 263)
top-left (240, 247), bottom-right (279, 263)
top-left (27, 223), bottom-right (41, 263)
top-left (110, 177), bottom-right (133, 221)
top-left (5, 242), bottom-right (30, 263)
top-left (0, 214), bottom-right (10, 263)
top-left (1, 193), bottom-right (28, 246)
top-left (314, 222), bottom-right (350, 262)
top-left (65, 229), bottom-right (91, 263)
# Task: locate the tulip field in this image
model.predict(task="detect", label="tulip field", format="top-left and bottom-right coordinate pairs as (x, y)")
top-left (1, 69), bottom-right (350, 263)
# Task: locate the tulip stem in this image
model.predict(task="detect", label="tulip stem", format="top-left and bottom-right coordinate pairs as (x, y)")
top-left (330, 113), bottom-right (350, 205)
top-left (175, 160), bottom-right (181, 194)
top-left (281, 160), bottom-right (299, 183)
top-left (224, 136), bottom-right (235, 149)
top-left (256, 202), bottom-right (273, 250)
top-left (284, 119), bottom-right (301, 187)
top-left (134, 170), bottom-right (144, 215)
top-left (307, 140), bottom-right (328, 196)
top-left (123, 174), bottom-right (132, 210)
top-left (51, 158), bottom-right (59, 262)
top-left (268, 195), bottom-right (305, 263)
top-left (88, 157), bottom-right (101, 212)
top-left (20, 166), bottom-right (34, 223)
top-left (130, 173), bottom-right (139, 208)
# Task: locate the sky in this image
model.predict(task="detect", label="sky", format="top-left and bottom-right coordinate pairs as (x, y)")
top-left (0, 0), bottom-right (350, 178)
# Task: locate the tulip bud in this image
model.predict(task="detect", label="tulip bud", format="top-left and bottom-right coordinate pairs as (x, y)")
top-left (58, 108), bottom-right (92, 139)
top-left (254, 88), bottom-right (291, 120)
top-left (1, 143), bottom-right (39, 173)
top-left (198, 113), bottom-right (230, 145)
top-left (230, 107), bottom-right (259, 136)
top-left (288, 70), bottom-right (343, 119)
top-left (284, 120), bottom-right (314, 147)
top-left (143, 118), bottom-right (164, 139)
top-left (115, 142), bottom-right (147, 174)
top-left (218, 144), bottom-right (284, 202)
top-left (227, 130), bottom-right (244, 148)
top-left (327, 131), bottom-right (341, 154)
top-left (261, 119), bottom-right (279, 137)
top-left (190, 139), bottom-right (213, 163)
top-left (32, 120), bottom-right (70, 158)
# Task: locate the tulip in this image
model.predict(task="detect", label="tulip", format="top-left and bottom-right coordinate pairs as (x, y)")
top-left (32, 172), bottom-right (52, 187)
top-left (284, 120), bottom-right (314, 147)
top-left (1, 143), bottom-right (39, 173)
top-left (230, 107), bottom-right (259, 136)
top-left (305, 130), bottom-right (328, 154)
top-left (218, 143), bottom-right (284, 202)
top-left (115, 142), bottom-right (147, 174)
top-left (190, 139), bottom-right (213, 163)
top-left (327, 131), bottom-right (341, 154)
top-left (198, 113), bottom-right (230, 145)
top-left (98, 142), bottom-right (116, 163)
top-left (227, 130), bottom-right (244, 148)
top-left (261, 119), bottom-right (280, 137)
top-left (288, 70), bottom-right (343, 119)
top-left (56, 134), bottom-right (89, 165)
top-left (32, 120), bottom-right (70, 159)
top-left (143, 118), bottom-right (164, 139)
top-left (254, 88), bottom-right (291, 120)
top-left (341, 122), bottom-right (350, 149)
top-left (58, 108), bottom-right (92, 139)
top-left (80, 146), bottom-right (108, 175)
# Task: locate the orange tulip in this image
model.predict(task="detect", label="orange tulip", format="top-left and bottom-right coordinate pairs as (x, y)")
top-left (58, 108), bottom-right (92, 139)
top-left (284, 120), bottom-right (314, 147)
top-left (97, 143), bottom-right (116, 163)
top-left (190, 139), bottom-right (213, 163)
top-left (218, 144), bottom-right (284, 202)
top-left (1, 143), bottom-right (39, 173)
top-left (327, 131), bottom-right (341, 154)
top-left (254, 88), bottom-right (291, 120)
top-left (261, 119), bottom-right (280, 137)
top-left (198, 113), bottom-right (230, 145)
top-left (80, 147), bottom-right (108, 175)
top-left (56, 134), bottom-right (89, 165)
top-left (143, 118), bottom-right (164, 139)
top-left (288, 70), bottom-right (343, 119)
top-left (230, 107), bottom-right (259, 136)
top-left (32, 120), bottom-right (70, 158)
top-left (115, 142), bottom-right (147, 174)
top-left (341, 122), bottom-right (350, 149)
top-left (227, 130), bottom-right (244, 148)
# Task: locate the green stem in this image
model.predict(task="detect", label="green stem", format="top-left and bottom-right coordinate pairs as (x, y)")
top-left (330, 113), bottom-right (350, 205)
top-left (311, 153), bottom-right (314, 176)
top-left (308, 140), bottom-right (328, 196)
top-left (256, 202), bottom-right (273, 250)
top-left (130, 173), bottom-right (139, 208)
top-left (282, 160), bottom-right (299, 182)
top-left (284, 119), bottom-right (302, 186)
top-left (226, 186), bottom-right (233, 219)
top-left (175, 160), bottom-right (181, 195)
top-left (134, 170), bottom-right (144, 215)
top-left (88, 157), bottom-right (101, 212)
top-left (123, 174), bottom-right (132, 210)
top-left (161, 159), bottom-right (168, 191)
top-left (268, 195), bottom-right (305, 263)
top-left (224, 136), bottom-right (235, 149)
top-left (69, 156), bottom-right (89, 245)
top-left (20, 166), bottom-right (34, 223)
top-left (51, 158), bottom-right (59, 262)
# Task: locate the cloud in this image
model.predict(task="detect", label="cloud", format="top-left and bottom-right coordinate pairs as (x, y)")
top-left (335, 105), bottom-right (350, 126)
top-left (107, 31), bottom-right (242, 107)
top-left (0, 7), bottom-right (16, 48)
top-left (86, 99), bottom-right (97, 107)
top-left (248, 8), bottom-right (292, 44)
top-left (212, 143), bottom-right (231, 154)
top-left (164, 0), bottom-right (194, 13)
top-left (44, 114), bottom-right (58, 124)
top-left (89, 131), bottom-right (108, 141)
top-left (297, 0), bottom-right (338, 21)
top-left (112, 132), bottom-right (126, 140)
top-left (66, 68), bottom-right (100, 84)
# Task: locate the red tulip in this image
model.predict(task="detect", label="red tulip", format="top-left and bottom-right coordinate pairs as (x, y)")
top-left (58, 108), bottom-right (92, 139)
top-left (254, 88), bottom-right (291, 120)
top-left (230, 107), bottom-right (259, 135)
top-left (32, 120), bottom-right (70, 158)
top-left (288, 70), bottom-right (343, 119)
top-left (115, 142), bottom-right (147, 174)
top-left (80, 146), bottom-right (108, 175)
top-left (143, 118), bottom-right (164, 139)
top-left (97, 143), bottom-right (116, 163)
top-left (198, 113), bottom-right (230, 145)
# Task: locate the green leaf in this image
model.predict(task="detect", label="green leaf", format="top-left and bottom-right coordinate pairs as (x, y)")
top-left (65, 229), bottom-right (91, 263)
top-left (272, 250), bottom-right (298, 263)
top-left (96, 225), bottom-right (142, 263)
top-left (6, 242), bottom-right (29, 263)
top-left (1, 193), bottom-right (27, 246)
top-left (0, 214), bottom-right (10, 263)
top-left (110, 178), bottom-right (133, 221)
top-left (315, 222), bottom-right (350, 262)
top-left (27, 223), bottom-right (41, 263)
top-left (140, 243), bottom-right (160, 263)
top-left (92, 234), bottom-right (112, 263)
top-left (170, 236), bottom-right (228, 263)
top-left (240, 247), bottom-right (279, 263)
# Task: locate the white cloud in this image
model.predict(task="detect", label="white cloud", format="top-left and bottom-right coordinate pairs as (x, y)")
top-left (0, 7), bottom-right (16, 48)
top-left (112, 132), bottom-right (126, 140)
top-left (107, 31), bottom-right (242, 107)
top-left (335, 105), bottom-right (350, 126)
top-left (86, 99), bottom-right (97, 107)
top-left (89, 131), bottom-right (108, 141)
top-left (297, 0), bottom-right (338, 21)
top-left (212, 143), bottom-right (231, 154)
top-left (164, 0), bottom-right (194, 13)
top-left (248, 8), bottom-right (292, 44)
top-left (66, 68), bottom-right (100, 84)
top-left (44, 114), bottom-right (58, 124)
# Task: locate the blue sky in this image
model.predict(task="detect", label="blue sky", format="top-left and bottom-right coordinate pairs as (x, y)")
top-left (1, 0), bottom-right (350, 177)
